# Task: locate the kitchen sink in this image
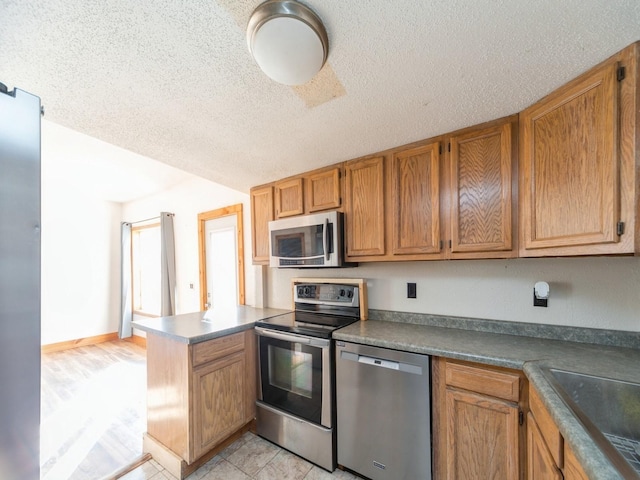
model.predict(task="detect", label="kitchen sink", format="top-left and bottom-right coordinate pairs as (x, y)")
top-left (542, 368), bottom-right (640, 478)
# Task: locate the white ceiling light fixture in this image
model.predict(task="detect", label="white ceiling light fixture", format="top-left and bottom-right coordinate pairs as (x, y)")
top-left (247, 0), bottom-right (329, 86)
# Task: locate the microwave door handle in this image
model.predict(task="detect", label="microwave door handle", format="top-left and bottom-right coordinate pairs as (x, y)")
top-left (324, 218), bottom-right (329, 261)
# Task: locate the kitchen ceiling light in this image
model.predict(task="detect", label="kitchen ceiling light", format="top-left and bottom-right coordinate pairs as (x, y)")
top-left (247, 0), bottom-right (328, 86)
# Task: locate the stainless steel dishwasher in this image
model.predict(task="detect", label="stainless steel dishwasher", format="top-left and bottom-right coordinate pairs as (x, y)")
top-left (335, 341), bottom-right (431, 480)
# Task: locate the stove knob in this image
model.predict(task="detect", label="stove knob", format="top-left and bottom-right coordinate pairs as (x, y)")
top-left (339, 289), bottom-right (346, 298)
top-left (297, 286), bottom-right (304, 297)
top-left (304, 286), bottom-right (311, 296)
top-left (347, 290), bottom-right (354, 298)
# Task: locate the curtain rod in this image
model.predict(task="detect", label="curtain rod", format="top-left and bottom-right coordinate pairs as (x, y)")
top-left (125, 212), bottom-right (174, 226)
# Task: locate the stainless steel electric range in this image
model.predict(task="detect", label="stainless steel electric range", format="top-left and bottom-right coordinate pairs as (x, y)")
top-left (254, 281), bottom-right (362, 471)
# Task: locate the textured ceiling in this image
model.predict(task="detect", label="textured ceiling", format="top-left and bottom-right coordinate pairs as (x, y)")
top-left (2, 0), bottom-right (640, 196)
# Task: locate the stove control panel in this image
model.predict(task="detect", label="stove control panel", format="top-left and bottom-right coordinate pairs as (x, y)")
top-left (295, 283), bottom-right (359, 307)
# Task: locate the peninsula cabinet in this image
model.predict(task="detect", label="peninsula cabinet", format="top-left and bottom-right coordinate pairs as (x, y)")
top-left (250, 185), bottom-right (273, 264)
top-left (519, 41), bottom-right (639, 257)
top-left (143, 330), bottom-right (256, 479)
top-left (433, 358), bottom-right (526, 480)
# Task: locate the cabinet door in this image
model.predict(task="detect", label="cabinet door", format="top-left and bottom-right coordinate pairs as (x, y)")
top-left (250, 186), bottom-right (273, 264)
top-left (191, 351), bottom-right (246, 461)
top-left (445, 387), bottom-right (520, 480)
top-left (275, 178), bottom-right (304, 218)
top-left (344, 156), bottom-right (385, 257)
top-left (391, 142), bottom-right (442, 255)
top-left (449, 120), bottom-right (515, 256)
top-left (564, 443), bottom-right (589, 480)
top-left (527, 412), bottom-right (563, 480)
top-left (306, 167), bottom-right (341, 212)
top-left (520, 61), bottom-right (620, 253)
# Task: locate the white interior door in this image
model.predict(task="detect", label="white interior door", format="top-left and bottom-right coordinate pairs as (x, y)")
top-left (205, 216), bottom-right (238, 309)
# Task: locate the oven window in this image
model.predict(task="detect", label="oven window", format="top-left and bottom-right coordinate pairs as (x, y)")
top-left (259, 335), bottom-right (325, 425)
top-left (268, 344), bottom-right (313, 398)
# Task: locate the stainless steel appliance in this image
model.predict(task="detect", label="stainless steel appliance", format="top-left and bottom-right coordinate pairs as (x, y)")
top-left (0, 83), bottom-right (42, 480)
top-left (268, 210), bottom-right (351, 268)
top-left (336, 341), bottom-right (432, 480)
top-left (255, 282), bottom-right (362, 471)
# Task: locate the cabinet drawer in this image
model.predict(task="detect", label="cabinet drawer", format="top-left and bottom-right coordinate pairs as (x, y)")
top-left (445, 361), bottom-right (520, 402)
top-left (192, 332), bottom-right (245, 367)
top-left (530, 385), bottom-right (563, 468)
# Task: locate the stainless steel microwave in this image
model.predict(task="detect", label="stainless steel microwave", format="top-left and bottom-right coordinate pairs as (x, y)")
top-left (268, 210), bottom-right (349, 268)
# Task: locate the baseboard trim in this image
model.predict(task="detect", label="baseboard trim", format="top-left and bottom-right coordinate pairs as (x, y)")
top-left (125, 335), bottom-right (147, 348)
top-left (41, 333), bottom-right (147, 353)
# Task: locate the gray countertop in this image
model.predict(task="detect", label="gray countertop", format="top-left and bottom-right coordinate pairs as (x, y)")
top-left (131, 305), bottom-right (290, 344)
top-left (334, 320), bottom-right (640, 480)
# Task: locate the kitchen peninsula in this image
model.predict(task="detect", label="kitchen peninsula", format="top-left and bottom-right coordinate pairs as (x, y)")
top-left (132, 306), bottom-right (289, 479)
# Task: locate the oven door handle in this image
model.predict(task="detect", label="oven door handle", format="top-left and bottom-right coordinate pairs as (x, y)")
top-left (255, 327), bottom-right (330, 348)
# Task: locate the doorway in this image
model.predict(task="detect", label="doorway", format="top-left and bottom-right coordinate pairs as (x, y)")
top-left (197, 204), bottom-right (245, 310)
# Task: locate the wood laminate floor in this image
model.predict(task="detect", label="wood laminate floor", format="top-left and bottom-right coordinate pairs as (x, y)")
top-left (41, 340), bottom-right (147, 480)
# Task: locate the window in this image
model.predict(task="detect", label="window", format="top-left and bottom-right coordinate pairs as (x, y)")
top-left (131, 223), bottom-right (161, 316)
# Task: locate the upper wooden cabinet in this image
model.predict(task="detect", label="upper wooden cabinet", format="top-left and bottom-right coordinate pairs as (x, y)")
top-left (520, 42), bottom-right (639, 256)
top-left (448, 117), bottom-right (518, 258)
top-left (274, 177), bottom-right (304, 218)
top-left (306, 166), bottom-right (342, 213)
top-left (250, 185), bottom-right (273, 264)
top-left (344, 116), bottom-right (517, 262)
top-left (391, 141), bottom-right (442, 256)
top-left (344, 156), bottom-right (386, 257)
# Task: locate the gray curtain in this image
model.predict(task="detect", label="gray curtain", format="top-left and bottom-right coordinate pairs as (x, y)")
top-left (119, 222), bottom-right (133, 338)
top-left (160, 212), bottom-right (176, 316)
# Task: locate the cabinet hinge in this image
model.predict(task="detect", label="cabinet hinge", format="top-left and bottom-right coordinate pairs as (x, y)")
top-left (448, 142), bottom-right (451, 152)
top-left (617, 221), bottom-right (625, 236)
top-left (439, 145), bottom-right (442, 155)
top-left (617, 66), bottom-right (626, 82)
top-left (439, 240), bottom-right (443, 250)
top-left (519, 410), bottom-right (524, 426)
top-left (449, 239), bottom-right (452, 248)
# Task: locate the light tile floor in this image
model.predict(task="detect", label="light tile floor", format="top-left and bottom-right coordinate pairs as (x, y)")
top-left (120, 432), bottom-right (360, 480)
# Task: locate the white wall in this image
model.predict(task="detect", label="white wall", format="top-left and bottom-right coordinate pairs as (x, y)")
top-left (266, 256), bottom-right (640, 332)
top-left (122, 177), bottom-right (258, 315)
top-left (41, 151), bottom-right (122, 345)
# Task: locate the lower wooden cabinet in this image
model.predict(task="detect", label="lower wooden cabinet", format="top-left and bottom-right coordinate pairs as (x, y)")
top-left (528, 412), bottom-right (563, 480)
top-left (434, 358), bottom-right (526, 480)
top-left (528, 384), bottom-right (589, 480)
top-left (144, 330), bottom-right (256, 478)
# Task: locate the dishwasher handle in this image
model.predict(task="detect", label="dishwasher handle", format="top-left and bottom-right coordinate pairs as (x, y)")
top-left (339, 350), bottom-right (424, 375)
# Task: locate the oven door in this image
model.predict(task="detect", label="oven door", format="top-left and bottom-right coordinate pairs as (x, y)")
top-left (255, 327), bottom-right (332, 428)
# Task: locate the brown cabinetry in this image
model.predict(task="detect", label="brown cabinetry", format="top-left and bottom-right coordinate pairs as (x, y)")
top-left (250, 185), bottom-right (274, 264)
top-left (274, 177), bottom-right (304, 218)
top-left (528, 384), bottom-right (590, 480)
top-left (306, 166), bottom-right (342, 213)
top-left (344, 116), bottom-right (518, 262)
top-left (448, 117), bottom-right (518, 258)
top-left (250, 165), bottom-right (343, 265)
top-left (144, 330), bottom-right (256, 478)
top-left (520, 42), bottom-right (639, 257)
top-left (344, 156), bottom-right (386, 257)
top-left (434, 359), bottom-right (525, 480)
top-left (391, 141), bottom-right (442, 256)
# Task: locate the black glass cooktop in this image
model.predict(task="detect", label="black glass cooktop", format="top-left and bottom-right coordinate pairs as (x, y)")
top-left (255, 310), bottom-right (359, 339)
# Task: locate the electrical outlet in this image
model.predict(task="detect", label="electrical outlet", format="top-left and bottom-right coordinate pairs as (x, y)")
top-left (407, 283), bottom-right (417, 299)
